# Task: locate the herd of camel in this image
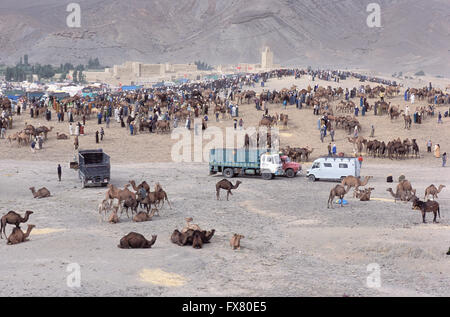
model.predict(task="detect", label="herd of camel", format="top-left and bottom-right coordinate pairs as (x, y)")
top-left (327, 176), bottom-right (444, 224)
top-left (2, 178), bottom-right (246, 250)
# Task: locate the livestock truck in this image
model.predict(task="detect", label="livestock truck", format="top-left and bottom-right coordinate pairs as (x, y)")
top-left (78, 149), bottom-right (111, 188)
top-left (209, 148), bottom-right (300, 180)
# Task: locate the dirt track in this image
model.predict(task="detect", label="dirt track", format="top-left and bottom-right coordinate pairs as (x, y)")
top-left (0, 159), bottom-right (448, 296)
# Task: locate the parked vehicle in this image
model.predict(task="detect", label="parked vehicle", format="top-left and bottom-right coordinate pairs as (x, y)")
top-left (280, 156), bottom-right (301, 178)
top-left (209, 148), bottom-right (288, 180)
top-left (306, 156), bottom-right (360, 182)
top-left (78, 149), bottom-right (110, 188)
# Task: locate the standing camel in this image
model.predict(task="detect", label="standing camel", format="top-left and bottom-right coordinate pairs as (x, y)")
top-left (1, 211), bottom-right (33, 239)
top-left (216, 179), bottom-right (242, 201)
top-left (341, 176), bottom-right (373, 194)
top-left (327, 185), bottom-right (351, 208)
top-left (424, 185), bottom-right (446, 200)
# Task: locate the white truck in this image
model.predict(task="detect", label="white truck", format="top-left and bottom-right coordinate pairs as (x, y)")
top-left (306, 156), bottom-right (360, 182)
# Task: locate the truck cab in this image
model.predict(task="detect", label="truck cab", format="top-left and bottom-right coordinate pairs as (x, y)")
top-left (280, 156), bottom-right (301, 178)
top-left (260, 153), bottom-right (284, 180)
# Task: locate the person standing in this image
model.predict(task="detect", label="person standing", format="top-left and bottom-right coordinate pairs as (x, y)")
top-left (370, 125), bottom-right (375, 138)
top-left (358, 155), bottom-right (363, 168)
top-left (31, 140), bottom-right (36, 153)
top-left (95, 131), bottom-right (99, 143)
top-left (100, 127), bottom-right (104, 141)
top-left (332, 144), bottom-right (337, 156)
top-left (435, 144), bottom-right (441, 158)
top-left (74, 136), bottom-right (79, 150)
top-left (57, 164), bottom-right (62, 182)
top-left (443, 153), bottom-right (447, 167)
top-left (427, 140), bottom-right (432, 153)
top-left (327, 143), bottom-right (332, 156)
top-left (438, 112), bottom-right (443, 124)
top-left (330, 127), bottom-right (335, 142)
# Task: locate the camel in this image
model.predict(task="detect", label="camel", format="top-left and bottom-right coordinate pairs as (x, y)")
top-left (154, 183), bottom-right (172, 208)
top-left (424, 185), bottom-right (446, 200)
top-left (29, 187), bottom-right (51, 198)
top-left (1, 210), bottom-right (33, 239)
top-left (327, 185), bottom-right (351, 208)
top-left (98, 199), bottom-right (111, 222)
top-left (105, 184), bottom-right (134, 204)
top-left (230, 234), bottom-right (245, 250)
top-left (129, 180), bottom-right (150, 193)
top-left (35, 126), bottom-right (53, 140)
top-left (171, 229), bottom-right (215, 247)
top-left (122, 197), bottom-right (138, 218)
top-left (412, 198), bottom-right (440, 223)
top-left (341, 176), bottom-right (373, 194)
top-left (354, 188), bottom-right (375, 201)
top-left (133, 209), bottom-right (157, 222)
top-left (181, 217), bottom-right (202, 233)
top-left (109, 206), bottom-right (120, 224)
top-left (56, 132), bottom-right (69, 140)
top-left (386, 188), bottom-right (416, 202)
top-left (397, 180), bottom-right (416, 196)
top-left (216, 179), bottom-right (242, 201)
top-left (7, 225), bottom-right (35, 245)
top-left (192, 231), bottom-right (204, 249)
top-left (402, 114), bottom-right (412, 129)
top-left (118, 233), bottom-right (157, 249)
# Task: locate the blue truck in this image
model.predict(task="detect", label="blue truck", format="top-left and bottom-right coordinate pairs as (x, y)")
top-left (209, 148), bottom-right (287, 180)
top-left (78, 150), bottom-right (111, 188)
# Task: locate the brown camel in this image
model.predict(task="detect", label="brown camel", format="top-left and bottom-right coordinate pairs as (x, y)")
top-left (216, 179), bottom-right (242, 201)
top-left (397, 180), bottom-right (416, 196)
top-left (109, 206), bottom-right (120, 224)
top-left (129, 180), bottom-right (150, 193)
top-left (29, 187), bottom-right (51, 198)
top-left (327, 185), bottom-right (351, 208)
top-left (171, 229), bottom-right (215, 247)
top-left (386, 188), bottom-right (416, 202)
top-left (341, 176), bottom-right (373, 194)
top-left (230, 234), bottom-right (245, 250)
top-left (56, 132), bottom-right (69, 140)
top-left (424, 185), bottom-right (446, 200)
top-left (1, 210), bottom-right (34, 239)
top-left (154, 183), bottom-right (172, 208)
top-left (122, 197), bottom-right (138, 218)
top-left (7, 224), bottom-right (35, 245)
top-left (355, 188), bottom-right (375, 201)
top-left (105, 184), bottom-right (135, 204)
top-left (133, 209), bottom-right (157, 222)
top-left (118, 233), bottom-right (157, 249)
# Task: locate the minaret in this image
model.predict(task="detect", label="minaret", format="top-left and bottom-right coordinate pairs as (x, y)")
top-left (261, 46), bottom-right (274, 69)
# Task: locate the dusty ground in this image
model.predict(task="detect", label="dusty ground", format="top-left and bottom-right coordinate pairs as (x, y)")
top-left (0, 74), bottom-right (449, 296)
top-left (0, 160), bottom-right (449, 296)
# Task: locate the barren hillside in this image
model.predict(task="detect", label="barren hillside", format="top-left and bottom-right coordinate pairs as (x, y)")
top-left (0, 0), bottom-right (449, 75)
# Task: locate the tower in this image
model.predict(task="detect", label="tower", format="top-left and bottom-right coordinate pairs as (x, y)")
top-left (261, 46), bottom-right (274, 69)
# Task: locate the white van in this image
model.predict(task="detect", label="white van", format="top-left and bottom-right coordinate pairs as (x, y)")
top-left (306, 156), bottom-right (360, 182)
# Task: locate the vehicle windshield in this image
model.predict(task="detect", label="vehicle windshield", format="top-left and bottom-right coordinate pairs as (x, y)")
top-left (273, 155), bottom-right (281, 164)
top-left (312, 162), bottom-right (320, 169)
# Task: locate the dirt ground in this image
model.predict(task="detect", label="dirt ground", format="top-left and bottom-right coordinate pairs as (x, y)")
top-left (0, 74), bottom-right (449, 296)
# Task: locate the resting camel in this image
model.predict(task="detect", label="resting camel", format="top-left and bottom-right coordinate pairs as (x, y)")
top-left (29, 187), bottom-right (51, 198)
top-left (171, 229), bottom-right (215, 248)
top-left (397, 180), bottom-right (416, 196)
top-left (118, 233), bottom-right (157, 249)
top-left (109, 206), bottom-right (120, 224)
top-left (412, 198), bottom-right (440, 223)
top-left (341, 176), bottom-right (373, 194)
top-left (56, 132), bottom-right (69, 140)
top-left (230, 234), bottom-right (245, 250)
top-left (1, 210), bottom-right (33, 239)
top-left (354, 188), bottom-right (375, 201)
top-left (216, 179), bottom-right (242, 201)
top-left (327, 185), bottom-right (350, 208)
top-left (424, 185), bottom-right (446, 200)
top-left (7, 225), bottom-right (35, 245)
top-left (386, 188), bottom-right (416, 202)
top-left (133, 209), bottom-right (157, 222)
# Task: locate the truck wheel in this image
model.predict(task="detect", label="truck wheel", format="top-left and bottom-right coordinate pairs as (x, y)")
top-left (262, 173), bottom-right (273, 180)
top-left (308, 175), bottom-right (316, 182)
top-left (285, 169), bottom-right (295, 178)
top-left (223, 168), bottom-right (234, 178)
